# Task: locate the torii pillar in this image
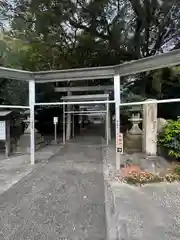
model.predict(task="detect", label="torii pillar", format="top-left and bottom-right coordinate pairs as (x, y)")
top-left (66, 91), bottom-right (72, 140)
top-left (105, 91), bottom-right (111, 141)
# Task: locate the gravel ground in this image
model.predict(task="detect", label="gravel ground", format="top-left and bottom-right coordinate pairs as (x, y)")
top-left (0, 137), bottom-right (106, 240)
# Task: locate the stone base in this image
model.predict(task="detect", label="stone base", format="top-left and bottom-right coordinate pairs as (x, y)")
top-left (16, 132), bottom-right (45, 153)
top-left (124, 133), bottom-right (142, 153)
top-left (51, 140), bottom-right (59, 145)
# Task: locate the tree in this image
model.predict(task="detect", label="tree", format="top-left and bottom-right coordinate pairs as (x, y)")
top-left (0, 33), bottom-right (29, 105)
top-left (0, 33), bottom-right (61, 105)
top-left (10, 1), bottom-right (180, 64)
top-left (68, 0), bottom-right (180, 56)
top-left (0, 1), bottom-right (11, 30)
top-left (4, 0), bottom-right (180, 109)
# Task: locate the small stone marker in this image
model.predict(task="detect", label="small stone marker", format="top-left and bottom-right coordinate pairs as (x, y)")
top-left (53, 117), bottom-right (58, 144)
top-left (53, 117), bottom-right (58, 125)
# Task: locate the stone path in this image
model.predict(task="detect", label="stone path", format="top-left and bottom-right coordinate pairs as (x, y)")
top-left (0, 136), bottom-right (106, 240)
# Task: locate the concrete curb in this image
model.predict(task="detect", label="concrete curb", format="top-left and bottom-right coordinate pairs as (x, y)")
top-left (110, 182), bottom-right (130, 240)
top-left (103, 177), bottom-right (119, 240)
top-left (101, 140), bottom-right (119, 240)
top-left (102, 152), bottom-right (130, 239)
top-left (101, 139), bottom-right (129, 240)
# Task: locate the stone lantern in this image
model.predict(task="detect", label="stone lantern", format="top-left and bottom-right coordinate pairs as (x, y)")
top-left (16, 110), bottom-right (45, 153)
top-left (124, 106), bottom-right (143, 153)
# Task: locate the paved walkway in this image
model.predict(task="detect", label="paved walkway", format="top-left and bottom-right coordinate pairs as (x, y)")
top-left (0, 144), bottom-right (60, 195)
top-left (113, 182), bottom-right (180, 240)
top-left (0, 136), bottom-right (106, 240)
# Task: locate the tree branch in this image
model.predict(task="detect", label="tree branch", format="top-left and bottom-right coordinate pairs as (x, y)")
top-left (69, 18), bottom-right (110, 40)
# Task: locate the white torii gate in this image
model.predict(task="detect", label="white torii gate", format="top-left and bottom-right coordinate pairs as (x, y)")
top-left (61, 94), bottom-right (111, 145)
top-left (1, 49), bottom-right (180, 170)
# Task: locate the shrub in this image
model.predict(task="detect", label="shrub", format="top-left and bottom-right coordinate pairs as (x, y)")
top-left (173, 166), bottom-right (180, 175)
top-left (159, 117), bottom-right (180, 158)
top-left (167, 164), bottom-right (180, 176)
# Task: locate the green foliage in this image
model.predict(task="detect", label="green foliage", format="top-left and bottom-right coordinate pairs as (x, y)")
top-left (0, 34), bottom-right (29, 105)
top-left (1, 0), bottom-right (180, 108)
top-left (174, 166), bottom-right (180, 175)
top-left (159, 117), bottom-right (180, 158)
top-left (10, 0), bottom-right (180, 67)
top-left (0, 34), bottom-right (61, 105)
top-left (0, 34), bottom-right (26, 68)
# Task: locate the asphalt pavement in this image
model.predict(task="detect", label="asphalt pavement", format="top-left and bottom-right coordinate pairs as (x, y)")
top-left (0, 136), bottom-right (106, 240)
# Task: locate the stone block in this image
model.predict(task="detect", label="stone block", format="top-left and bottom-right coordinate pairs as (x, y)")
top-left (143, 99), bottom-right (157, 155)
top-left (157, 118), bottom-right (167, 134)
top-left (16, 132), bottom-right (45, 153)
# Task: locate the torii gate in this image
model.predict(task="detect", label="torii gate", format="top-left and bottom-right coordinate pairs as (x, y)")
top-left (61, 94), bottom-right (111, 145)
top-left (1, 49), bottom-right (180, 170)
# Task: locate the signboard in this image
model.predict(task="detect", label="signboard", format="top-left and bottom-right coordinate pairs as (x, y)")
top-left (53, 117), bottom-right (58, 124)
top-left (116, 132), bottom-right (123, 154)
top-left (0, 121), bottom-right (6, 140)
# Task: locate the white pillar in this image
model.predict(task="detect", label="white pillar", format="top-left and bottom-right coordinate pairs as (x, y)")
top-left (63, 103), bottom-right (65, 144)
top-left (105, 91), bottom-right (111, 141)
top-left (114, 74), bottom-right (121, 170)
top-left (106, 101), bottom-right (109, 145)
top-left (66, 91), bottom-right (71, 140)
top-left (29, 80), bottom-right (35, 165)
top-left (108, 101), bottom-right (111, 141)
top-left (143, 99), bottom-right (157, 155)
top-left (80, 108), bottom-right (83, 132)
top-left (72, 105), bottom-right (75, 138)
top-left (108, 111), bottom-right (111, 140)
